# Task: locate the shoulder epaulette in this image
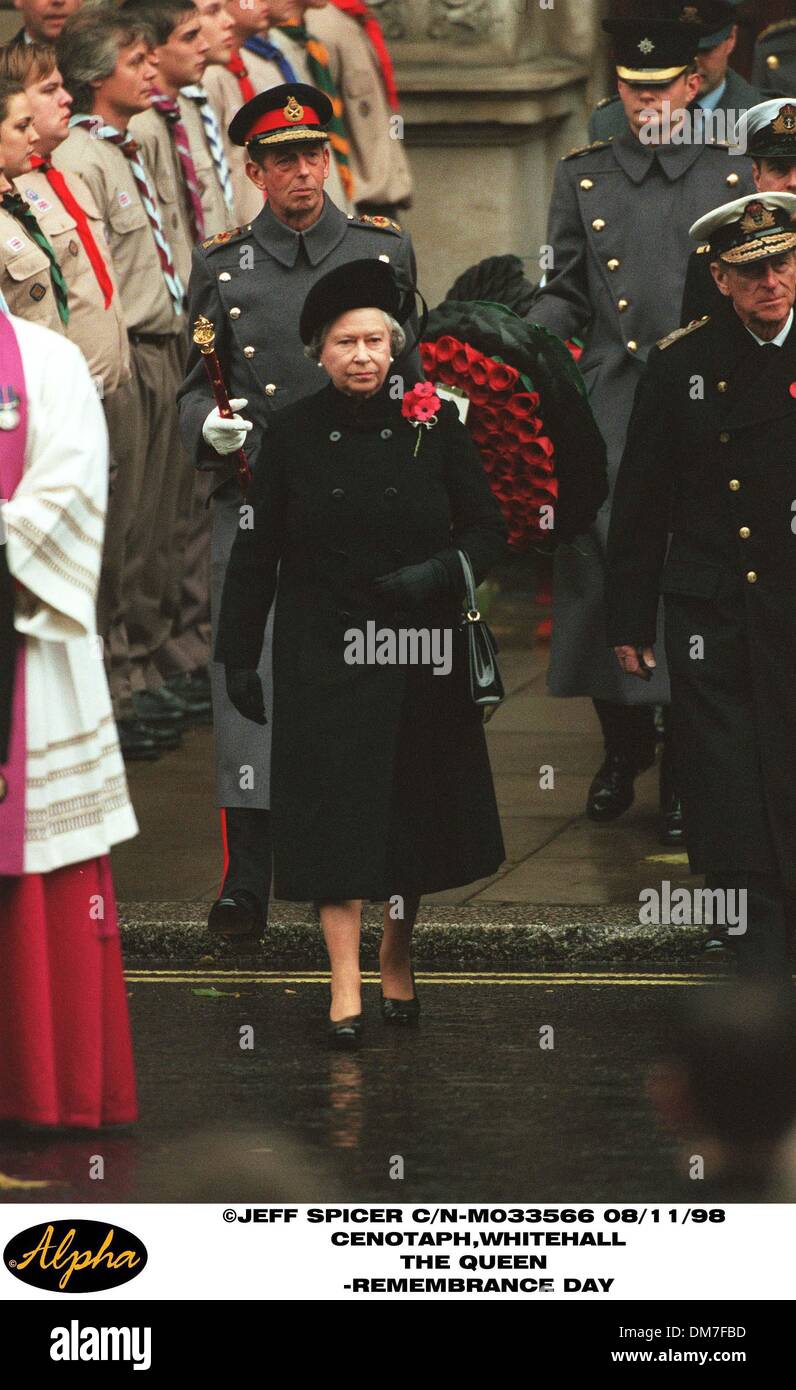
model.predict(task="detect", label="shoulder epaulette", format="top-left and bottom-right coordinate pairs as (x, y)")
top-left (595, 95), bottom-right (616, 110)
top-left (705, 138), bottom-right (732, 148)
top-left (563, 139), bottom-right (612, 161)
top-left (758, 18), bottom-right (796, 42)
top-left (657, 316), bottom-right (710, 351)
top-left (351, 213), bottom-right (402, 233)
top-left (200, 224), bottom-right (251, 252)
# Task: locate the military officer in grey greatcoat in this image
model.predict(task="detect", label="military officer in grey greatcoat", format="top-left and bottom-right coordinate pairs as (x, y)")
top-left (529, 14), bottom-right (755, 842)
top-left (177, 82), bottom-right (420, 940)
top-left (752, 16), bottom-right (796, 97)
top-left (607, 193), bottom-right (796, 980)
top-left (589, 1), bottom-right (761, 144)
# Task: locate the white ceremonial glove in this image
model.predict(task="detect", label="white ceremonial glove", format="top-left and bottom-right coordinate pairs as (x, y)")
top-left (202, 398), bottom-right (253, 455)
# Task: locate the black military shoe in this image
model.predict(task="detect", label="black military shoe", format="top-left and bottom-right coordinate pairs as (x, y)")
top-left (133, 686), bottom-right (187, 726)
top-left (586, 751), bottom-right (637, 822)
top-left (208, 889), bottom-right (264, 939)
top-left (165, 671), bottom-right (212, 723)
top-left (658, 793), bottom-right (685, 846)
top-left (141, 719), bottom-right (182, 752)
top-left (117, 717), bottom-right (161, 762)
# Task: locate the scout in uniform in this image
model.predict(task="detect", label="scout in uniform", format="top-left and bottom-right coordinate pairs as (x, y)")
top-left (309, 0), bottom-right (412, 220)
top-left (682, 96), bottom-right (796, 324)
top-left (529, 15), bottom-right (755, 842)
top-left (589, 1), bottom-right (761, 143)
top-left (752, 16), bottom-right (796, 96)
top-left (55, 6), bottom-right (191, 756)
top-left (202, 0), bottom-right (289, 226)
top-left (0, 78), bottom-right (66, 334)
top-left (607, 192), bottom-right (796, 979)
top-left (177, 82), bottom-right (420, 940)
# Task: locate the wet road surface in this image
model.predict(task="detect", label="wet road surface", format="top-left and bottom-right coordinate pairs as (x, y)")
top-left (1, 965), bottom-right (763, 1205)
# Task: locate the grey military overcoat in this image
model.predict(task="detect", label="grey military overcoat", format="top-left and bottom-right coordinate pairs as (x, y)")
top-left (529, 131), bottom-right (755, 703)
top-left (176, 194), bottom-right (420, 808)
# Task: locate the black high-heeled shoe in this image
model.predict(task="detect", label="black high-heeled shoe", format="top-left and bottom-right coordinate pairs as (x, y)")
top-left (380, 971), bottom-right (420, 1025)
top-left (327, 1015), bottom-right (363, 1050)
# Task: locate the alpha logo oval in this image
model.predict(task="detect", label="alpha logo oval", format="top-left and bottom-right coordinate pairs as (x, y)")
top-left (4, 1220), bottom-right (147, 1293)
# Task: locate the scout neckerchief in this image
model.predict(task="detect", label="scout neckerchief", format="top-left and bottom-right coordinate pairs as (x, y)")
top-left (69, 114), bottom-right (184, 313)
top-left (28, 155), bottom-right (114, 309)
top-left (329, 0), bottom-right (399, 111)
top-left (149, 90), bottom-right (206, 243)
top-left (243, 33), bottom-right (299, 83)
top-left (180, 85), bottom-right (235, 217)
top-left (1, 190), bottom-right (69, 324)
top-left (225, 49), bottom-right (256, 104)
top-left (275, 20), bottom-right (355, 201)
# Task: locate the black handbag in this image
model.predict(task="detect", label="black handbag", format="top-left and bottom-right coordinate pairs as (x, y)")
top-left (457, 549), bottom-right (504, 710)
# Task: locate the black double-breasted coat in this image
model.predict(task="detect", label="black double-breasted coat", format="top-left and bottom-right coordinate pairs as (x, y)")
top-left (215, 382), bottom-right (509, 901)
top-left (606, 308), bottom-right (796, 887)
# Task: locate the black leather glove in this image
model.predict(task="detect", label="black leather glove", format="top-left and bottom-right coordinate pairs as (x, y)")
top-left (372, 557), bottom-right (451, 609)
top-left (225, 667), bottom-right (267, 724)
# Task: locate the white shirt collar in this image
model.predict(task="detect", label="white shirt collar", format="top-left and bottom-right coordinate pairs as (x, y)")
top-left (745, 308), bottom-right (794, 347)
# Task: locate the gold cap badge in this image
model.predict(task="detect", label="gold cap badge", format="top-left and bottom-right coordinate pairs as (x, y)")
top-left (772, 104), bottom-right (796, 136)
top-left (284, 95), bottom-right (304, 123)
top-left (739, 202), bottom-right (777, 234)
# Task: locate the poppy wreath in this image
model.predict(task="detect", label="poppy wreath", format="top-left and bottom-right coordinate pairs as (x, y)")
top-left (420, 300), bottom-right (589, 552)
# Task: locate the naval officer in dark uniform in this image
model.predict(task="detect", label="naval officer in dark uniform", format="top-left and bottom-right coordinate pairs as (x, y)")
top-left (607, 192), bottom-right (796, 979)
top-left (177, 83), bottom-right (421, 940)
top-left (589, 1), bottom-right (761, 144)
top-left (529, 14), bottom-right (755, 842)
top-left (682, 97), bottom-right (796, 324)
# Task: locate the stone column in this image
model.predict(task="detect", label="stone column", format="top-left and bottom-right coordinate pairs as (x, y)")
top-left (385, 0), bottom-right (605, 306)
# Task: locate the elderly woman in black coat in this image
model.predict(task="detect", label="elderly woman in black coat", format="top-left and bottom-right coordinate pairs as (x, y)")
top-left (215, 259), bottom-right (508, 1047)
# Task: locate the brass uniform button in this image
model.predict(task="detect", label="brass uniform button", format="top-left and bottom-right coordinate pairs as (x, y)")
top-left (264, 383), bottom-right (277, 396)
top-left (592, 218), bottom-right (606, 232)
top-left (719, 431), bottom-right (730, 443)
top-left (243, 346), bottom-right (255, 358)
top-left (739, 527), bottom-right (750, 539)
top-left (618, 298), bottom-right (629, 311)
top-left (229, 307), bottom-right (241, 319)
top-left (580, 178), bottom-right (594, 190)
top-left (607, 258), bottom-right (620, 271)
top-left (729, 479), bottom-right (741, 491)
top-left (767, 54), bottom-right (780, 70)
top-left (746, 571), bottom-right (758, 584)
top-left (726, 173), bottom-right (740, 187)
top-left (717, 380), bottom-right (728, 392)
top-left (218, 271), bottom-right (231, 282)
top-left (627, 340), bottom-right (638, 352)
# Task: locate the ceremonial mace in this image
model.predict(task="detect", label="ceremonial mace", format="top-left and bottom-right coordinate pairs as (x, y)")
top-left (193, 315), bottom-right (252, 493)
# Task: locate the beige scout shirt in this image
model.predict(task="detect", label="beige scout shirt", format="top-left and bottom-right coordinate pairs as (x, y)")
top-left (265, 31), bottom-right (355, 215)
top-left (0, 204), bottom-right (64, 334)
top-left (177, 89), bottom-right (237, 239)
top-left (203, 59), bottom-right (270, 227)
top-left (128, 106), bottom-right (195, 290)
top-left (14, 167), bottom-right (130, 394)
top-left (53, 125), bottom-right (185, 337)
top-left (309, 5), bottom-right (411, 210)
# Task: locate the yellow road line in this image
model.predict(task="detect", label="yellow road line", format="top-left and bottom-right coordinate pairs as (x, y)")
top-left (125, 970), bottom-right (735, 987)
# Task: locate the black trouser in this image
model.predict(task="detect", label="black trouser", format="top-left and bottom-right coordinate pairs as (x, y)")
top-left (221, 807), bottom-right (272, 919)
top-left (705, 871), bottom-right (792, 982)
top-left (593, 699), bottom-right (658, 769)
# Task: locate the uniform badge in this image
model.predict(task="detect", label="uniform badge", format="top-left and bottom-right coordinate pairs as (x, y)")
top-left (638, 37), bottom-right (655, 54)
top-left (23, 188), bottom-right (39, 201)
top-left (5, 236), bottom-right (26, 254)
top-left (740, 202), bottom-right (777, 233)
top-left (33, 198), bottom-right (51, 213)
top-left (29, 283), bottom-right (47, 302)
top-left (117, 191), bottom-right (132, 209)
top-left (0, 386), bottom-right (21, 432)
top-left (284, 95), bottom-right (304, 123)
top-left (67, 239), bottom-right (79, 257)
top-left (679, 6), bottom-right (702, 23)
top-left (772, 104), bottom-right (796, 136)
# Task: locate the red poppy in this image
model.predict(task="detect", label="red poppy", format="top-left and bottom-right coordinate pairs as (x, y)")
top-left (486, 361), bottom-right (519, 392)
top-left (433, 336), bottom-right (460, 363)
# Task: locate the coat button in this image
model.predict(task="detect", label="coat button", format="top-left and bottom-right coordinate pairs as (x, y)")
top-left (264, 383), bottom-right (276, 396)
top-left (729, 479), bottom-right (741, 491)
top-left (384, 486), bottom-right (397, 498)
top-left (726, 173), bottom-right (740, 186)
top-left (767, 54), bottom-right (780, 70)
top-left (380, 428), bottom-right (392, 440)
top-left (717, 380), bottom-right (728, 392)
top-left (229, 307), bottom-right (241, 319)
top-left (719, 431), bottom-right (731, 443)
top-left (580, 178), bottom-right (594, 190)
top-left (329, 430), bottom-right (341, 441)
top-left (746, 571), bottom-right (758, 584)
top-left (218, 271), bottom-right (231, 282)
top-left (617, 298), bottom-right (629, 311)
top-left (627, 340), bottom-right (638, 352)
top-left (592, 218), bottom-right (606, 232)
top-left (607, 258), bottom-right (620, 271)
top-left (739, 526), bottom-right (750, 539)
top-left (331, 487), bottom-right (345, 499)
top-left (243, 346), bottom-right (255, 358)
top-left (378, 254), bottom-right (390, 263)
